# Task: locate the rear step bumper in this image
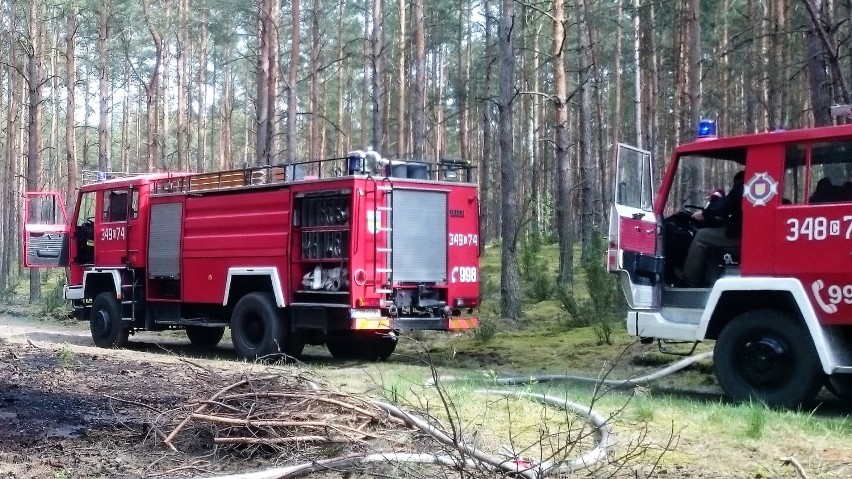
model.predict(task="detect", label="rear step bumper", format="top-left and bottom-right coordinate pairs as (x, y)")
top-left (353, 316), bottom-right (478, 331)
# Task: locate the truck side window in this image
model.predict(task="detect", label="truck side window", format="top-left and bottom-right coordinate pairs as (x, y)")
top-left (809, 141), bottom-right (852, 204)
top-left (783, 144), bottom-right (806, 205)
top-left (103, 190), bottom-right (129, 222)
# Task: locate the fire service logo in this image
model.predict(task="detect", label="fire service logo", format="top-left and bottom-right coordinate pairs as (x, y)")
top-left (744, 172), bottom-right (778, 206)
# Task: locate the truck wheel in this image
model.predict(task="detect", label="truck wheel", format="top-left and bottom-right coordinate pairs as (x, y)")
top-left (185, 326), bottom-right (225, 349)
top-left (714, 310), bottom-right (823, 408)
top-left (230, 292), bottom-right (283, 360)
top-left (363, 334), bottom-right (398, 361)
top-left (90, 292), bottom-right (130, 348)
top-left (326, 335), bottom-right (360, 360)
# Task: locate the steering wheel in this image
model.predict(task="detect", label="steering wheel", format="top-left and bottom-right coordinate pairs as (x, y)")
top-left (679, 204), bottom-right (704, 215)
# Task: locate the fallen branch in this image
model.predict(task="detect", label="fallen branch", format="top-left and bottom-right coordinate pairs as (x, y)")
top-left (780, 456), bottom-right (810, 479)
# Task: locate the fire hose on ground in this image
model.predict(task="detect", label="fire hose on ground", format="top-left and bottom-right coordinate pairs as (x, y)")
top-left (201, 351), bottom-right (713, 479)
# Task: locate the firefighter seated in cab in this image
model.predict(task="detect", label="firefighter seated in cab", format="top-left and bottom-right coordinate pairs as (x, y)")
top-left (676, 170), bottom-right (744, 287)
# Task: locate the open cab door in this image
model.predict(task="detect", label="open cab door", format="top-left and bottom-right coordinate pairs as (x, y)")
top-left (23, 192), bottom-right (70, 268)
top-left (608, 144), bottom-right (661, 309)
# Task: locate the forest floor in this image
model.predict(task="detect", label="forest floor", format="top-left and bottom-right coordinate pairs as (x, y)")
top-left (2, 301), bottom-right (852, 479)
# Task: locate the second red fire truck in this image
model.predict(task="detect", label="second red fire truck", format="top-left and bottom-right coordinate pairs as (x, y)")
top-left (24, 152), bottom-right (480, 361)
top-left (610, 116), bottom-right (852, 407)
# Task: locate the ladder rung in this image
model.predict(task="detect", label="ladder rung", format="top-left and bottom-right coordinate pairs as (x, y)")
top-left (378, 227), bottom-right (392, 232)
top-left (375, 289), bottom-right (392, 294)
top-left (376, 206), bottom-right (392, 211)
top-left (377, 248), bottom-right (393, 252)
top-left (377, 186), bottom-right (393, 191)
top-left (376, 268), bottom-right (393, 273)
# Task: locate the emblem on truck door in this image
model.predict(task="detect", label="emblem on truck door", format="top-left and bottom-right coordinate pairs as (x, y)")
top-left (744, 172), bottom-right (778, 206)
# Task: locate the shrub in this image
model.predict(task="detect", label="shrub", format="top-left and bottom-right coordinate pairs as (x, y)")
top-left (556, 232), bottom-right (627, 344)
top-left (527, 272), bottom-right (554, 302)
top-left (473, 316), bottom-right (498, 344)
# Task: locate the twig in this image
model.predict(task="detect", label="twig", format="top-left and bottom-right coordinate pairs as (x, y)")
top-left (219, 392), bottom-right (400, 423)
top-left (214, 435), bottom-right (331, 444)
top-left (191, 413), bottom-right (383, 439)
top-left (780, 456), bottom-right (810, 479)
top-left (164, 378), bottom-right (254, 450)
top-left (105, 394), bottom-right (164, 414)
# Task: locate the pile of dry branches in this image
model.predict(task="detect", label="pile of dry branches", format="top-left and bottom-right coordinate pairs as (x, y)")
top-left (156, 371), bottom-right (414, 462)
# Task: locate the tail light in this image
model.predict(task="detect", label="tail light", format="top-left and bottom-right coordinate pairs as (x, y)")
top-left (356, 297), bottom-right (382, 307)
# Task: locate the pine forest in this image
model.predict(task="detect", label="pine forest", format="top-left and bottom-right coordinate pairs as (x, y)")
top-left (0, 0), bottom-right (845, 318)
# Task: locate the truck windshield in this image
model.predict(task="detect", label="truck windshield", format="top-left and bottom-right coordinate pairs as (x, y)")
top-left (664, 152), bottom-right (745, 216)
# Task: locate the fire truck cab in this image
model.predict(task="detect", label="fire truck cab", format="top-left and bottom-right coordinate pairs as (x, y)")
top-left (24, 152), bottom-right (480, 361)
top-left (610, 122), bottom-right (852, 407)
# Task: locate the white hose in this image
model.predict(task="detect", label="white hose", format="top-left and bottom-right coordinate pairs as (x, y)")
top-left (443, 351), bottom-right (713, 388)
top-left (198, 352), bottom-right (712, 479)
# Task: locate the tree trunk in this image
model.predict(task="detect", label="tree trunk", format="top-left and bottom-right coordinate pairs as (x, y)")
top-left (256, 0), bottom-right (271, 165)
top-left (27, 0), bottom-right (43, 303)
top-left (98, 0), bottom-right (110, 172)
top-left (481, 0), bottom-right (496, 242)
top-left (804, 0), bottom-right (832, 126)
top-left (141, 0), bottom-right (162, 171)
top-left (553, 0), bottom-right (572, 284)
top-left (197, 1), bottom-right (209, 171)
top-left (65, 5), bottom-right (78, 215)
top-left (412, 0), bottom-right (426, 162)
top-left (371, 0), bottom-right (384, 150)
top-left (268, 0), bottom-right (280, 164)
top-left (577, 0), bottom-right (594, 258)
top-left (396, 0), bottom-right (406, 157)
top-left (633, 0), bottom-right (642, 146)
top-left (177, 0), bottom-right (188, 170)
top-left (1, 7), bottom-right (19, 291)
top-left (498, 0), bottom-right (521, 321)
top-left (287, 0), bottom-right (301, 163)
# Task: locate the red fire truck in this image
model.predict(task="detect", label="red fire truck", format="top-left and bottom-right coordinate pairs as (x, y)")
top-left (23, 152), bottom-right (480, 361)
top-left (609, 118), bottom-right (852, 407)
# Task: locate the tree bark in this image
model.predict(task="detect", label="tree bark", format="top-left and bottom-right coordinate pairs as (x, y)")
top-left (396, 0), bottom-right (406, 157)
top-left (177, 0), bottom-right (188, 170)
top-left (498, 0), bottom-right (521, 321)
top-left (412, 0), bottom-right (426, 162)
top-left (577, 0), bottom-right (594, 258)
top-left (26, 0), bottom-right (44, 303)
top-left (371, 0), bottom-right (384, 150)
top-left (98, 0), bottom-right (110, 172)
top-left (481, 0), bottom-right (496, 242)
top-left (65, 5), bottom-right (78, 215)
top-left (141, 0), bottom-right (162, 171)
top-left (553, 0), bottom-right (572, 284)
top-left (256, 0), bottom-right (272, 165)
top-left (287, 0), bottom-right (301, 164)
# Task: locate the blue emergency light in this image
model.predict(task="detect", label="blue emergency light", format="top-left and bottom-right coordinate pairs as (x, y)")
top-left (697, 119), bottom-right (717, 139)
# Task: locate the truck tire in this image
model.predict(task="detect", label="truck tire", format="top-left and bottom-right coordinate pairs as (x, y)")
top-left (230, 292), bottom-right (284, 360)
top-left (90, 292), bottom-right (130, 348)
top-left (185, 326), bottom-right (225, 349)
top-left (325, 336), bottom-right (360, 360)
top-left (363, 334), bottom-right (398, 361)
top-left (714, 309), bottom-right (823, 408)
